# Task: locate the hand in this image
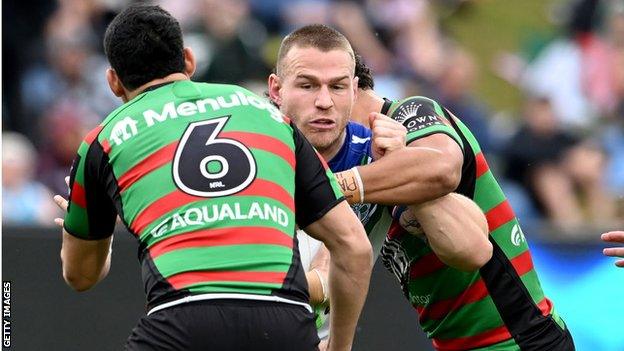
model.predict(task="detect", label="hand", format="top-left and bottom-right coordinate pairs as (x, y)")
top-left (368, 112), bottom-right (406, 160)
top-left (602, 231), bottom-right (624, 267)
top-left (392, 206), bottom-right (426, 240)
top-left (53, 177), bottom-right (71, 227)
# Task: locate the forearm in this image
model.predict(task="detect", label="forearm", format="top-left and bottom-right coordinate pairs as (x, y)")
top-left (327, 242), bottom-right (372, 351)
top-left (410, 193), bottom-right (491, 271)
top-left (61, 231), bottom-right (113, 291)
top-left (336, 146), bottom-right (460, 205)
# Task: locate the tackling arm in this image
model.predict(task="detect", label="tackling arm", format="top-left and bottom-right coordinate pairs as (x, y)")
top-left (337, 132), bottom-right (463, 206)
top-left (403, 193), bottom-right (492, 271)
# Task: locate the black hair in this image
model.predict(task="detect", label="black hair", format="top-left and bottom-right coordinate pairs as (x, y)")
top-left (355, 52), bottom-right (374, 90)
top-left (103, 5), bottom-right (185, 90)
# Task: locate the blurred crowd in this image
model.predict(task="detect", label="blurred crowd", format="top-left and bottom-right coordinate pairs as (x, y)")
top-left (3, 0), bottom-right (624, 235)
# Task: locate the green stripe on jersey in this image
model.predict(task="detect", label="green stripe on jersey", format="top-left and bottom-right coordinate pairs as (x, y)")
top-left (406, 125), bottom-right (464, 150)
top-left (325, 168), bottom-right (344, 199)
top-left (407, 267), bottom-right (479, 303)
top-left (474, 173), bottom-right (507, 212)
top-left (141, 196), bottom-right (295, 245)
top-left (154, 244), bottom-right (293, 278)
top-left (423, 296), bottom-right (504, 339)
top-left (186, 282), bottom-right (280, 296)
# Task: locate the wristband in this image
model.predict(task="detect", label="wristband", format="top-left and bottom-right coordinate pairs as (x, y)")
top-left (351, 166), bottom-right (365, 204)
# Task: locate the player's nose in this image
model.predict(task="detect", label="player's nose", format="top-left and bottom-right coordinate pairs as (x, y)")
top-left (314, 86), bottom-right (334, 110)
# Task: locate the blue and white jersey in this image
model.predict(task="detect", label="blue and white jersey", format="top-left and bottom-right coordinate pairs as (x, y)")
top-left (328, 121), bottom-right (373, 173)
top-left (298, 121), bottom-right (394, 339)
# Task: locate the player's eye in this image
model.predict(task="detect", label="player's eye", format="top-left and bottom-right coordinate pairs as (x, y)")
top-left (331, 84), bottom-right (346, 90)
top-left (299, 83), bottom-right (313, 90)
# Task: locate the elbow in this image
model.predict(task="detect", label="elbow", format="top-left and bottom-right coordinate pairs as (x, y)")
top-left (339, 227), bottom-right (374, 269)
top-left (455, 240), bottom-right (493, 272)
top-left (437, 162), bottom-right (461, 194)
top-left (63, 272), bottom-right (96, 292)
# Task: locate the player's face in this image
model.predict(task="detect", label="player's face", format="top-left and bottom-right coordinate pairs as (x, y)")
top-left (272, 47), bottom-right (358, 157)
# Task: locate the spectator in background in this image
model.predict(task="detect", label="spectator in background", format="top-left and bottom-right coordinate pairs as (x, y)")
top-left (192, 0), bottom-right (270, 86)
top-left (504, 96), bottom-right (615, 231)
top-left (433, 46), bottom-right (493, 153)
top-left (20, 1), bottom-right (118, 130)
top-left (37, 102), bottom-right (91, 196)
top-left (2, 132), bottom-right (59, 226)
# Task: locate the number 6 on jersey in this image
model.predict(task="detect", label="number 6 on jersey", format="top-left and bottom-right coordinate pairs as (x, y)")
top-left (173, 117), bottom-right (257, 197)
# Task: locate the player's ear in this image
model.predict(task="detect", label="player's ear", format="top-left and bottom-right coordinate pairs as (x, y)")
top-left (352, 76), bottom-right (359, 100)
top-left (183, 47), bottom-right (196, 78)
top-left (268, 73), bottom-right (282, 107)
top-left (106, 68), bottom-right (126, 99)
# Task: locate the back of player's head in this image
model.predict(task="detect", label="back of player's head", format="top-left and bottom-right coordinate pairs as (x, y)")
top-left (104, 5), bottom-right (185, 91)
top-left (354, 52), bottom-right (374, 90)
top-left (276, 24), bottom-right (354, 76)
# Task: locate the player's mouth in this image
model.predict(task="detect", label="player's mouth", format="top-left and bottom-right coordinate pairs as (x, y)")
top-left (309, 118), bottom-right (336, 131)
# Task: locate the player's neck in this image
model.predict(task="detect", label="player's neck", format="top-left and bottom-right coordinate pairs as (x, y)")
top-left (124, 73), bottom-right (190, 102)
top-left (354, 89), bottom-right (385, 128)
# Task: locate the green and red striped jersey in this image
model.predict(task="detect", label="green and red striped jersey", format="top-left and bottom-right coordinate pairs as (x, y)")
top-left (64, 80), bottom-right (344, 312)
top-left (380, 96), bottom-right (567, 351)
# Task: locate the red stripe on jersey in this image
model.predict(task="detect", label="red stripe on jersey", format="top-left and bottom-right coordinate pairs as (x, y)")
top-left (221, 131), bottom-right (295, 169)
top-left (511, 250), bottom-right (534, 276)
top-left (238, 179), bottom-right (294, 211)
top-left (416, 251), bottom-right (538, 322)
top-left (314, 150), bottom-right (330, 171)
top-left (131, 190), bottom-right (203, 235)
top-left (485, 200), bottom-right (515, 232)
top-left (101, 139), bottom-right (112, 154)
top-left (387, 220), bottom-right (405, 240)
top-left (410, 252), bottom-right (446, 279)
top-left (149, 227), bottom-right (293, 258)
top-left (167, 270), bottom-right (287, 290)
top-left (70, 181), bottom-right (87, 209)
top-left (432, 325), bottom-right (511, 351)
top-left (417, 279), bottom-right (489, 321)
top-left (537, 297), bottom-right (553, 316)
top-left (475, 152), bottom-right (489, 178)
top-left (118, 141), bottom-right (178, 192)
top-left (84, 125), bottom-right (103, 145)
top-left (131, 179), bottom-right (293, 235)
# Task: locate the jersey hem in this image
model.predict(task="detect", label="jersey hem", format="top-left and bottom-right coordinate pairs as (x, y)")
top-left (146, 293), bottom-right (313, 315)
top-left (407, 130), bottom-right (465, 152)
top-left (298, 196), bottom-right (346, 228)
top-left (63, 222), bottom-right (113, 241)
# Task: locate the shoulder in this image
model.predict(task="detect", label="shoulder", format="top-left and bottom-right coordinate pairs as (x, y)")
top-left (388, 96), bottom-right (446, 123)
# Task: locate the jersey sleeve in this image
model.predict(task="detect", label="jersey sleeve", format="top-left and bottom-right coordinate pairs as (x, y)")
top-left (64, 127), bottom-right (117, 240)
top-left (387, 96), bottom-right (464, 150)
top-left (291, 123), bottom-right (346, 228)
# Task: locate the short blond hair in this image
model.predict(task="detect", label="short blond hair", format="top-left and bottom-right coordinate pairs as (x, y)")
top-left (276, 24), bottom-right (354, 76)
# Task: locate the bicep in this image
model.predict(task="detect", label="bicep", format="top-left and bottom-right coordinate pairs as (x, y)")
top-left (64, 142), bottom-right (117, 240)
